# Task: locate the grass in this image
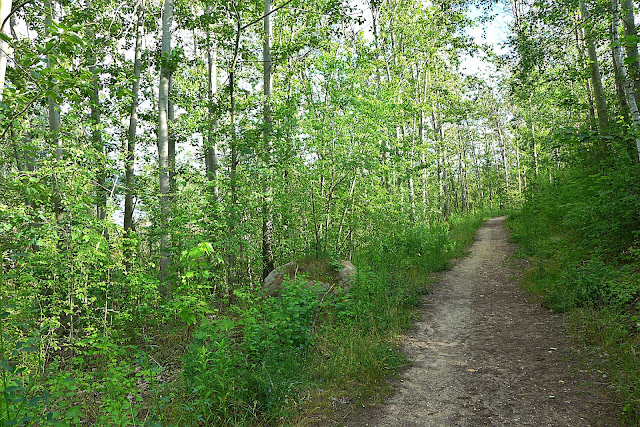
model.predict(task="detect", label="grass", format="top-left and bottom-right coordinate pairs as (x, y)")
top-left (507, 180), bottom-right (640, 423)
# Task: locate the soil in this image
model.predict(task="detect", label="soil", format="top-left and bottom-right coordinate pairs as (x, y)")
top-left (332, 217), bottom-right (621, 426)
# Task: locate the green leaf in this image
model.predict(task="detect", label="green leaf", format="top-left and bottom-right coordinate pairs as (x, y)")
top-left (65, 34), bottom-right (85, 46)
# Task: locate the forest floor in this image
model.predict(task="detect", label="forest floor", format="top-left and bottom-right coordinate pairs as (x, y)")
top-left (330, 217), bottom-right (621, 426)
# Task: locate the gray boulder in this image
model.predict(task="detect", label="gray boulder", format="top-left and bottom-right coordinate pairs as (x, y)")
top-left (263, 259), bottom-right (357, 296)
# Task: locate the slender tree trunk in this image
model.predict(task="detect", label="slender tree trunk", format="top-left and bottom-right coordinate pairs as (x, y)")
top-left (87, 1), bottom-right (106, 222)
top-left (495, 116), bottom-right (510, 192)
top-left (580, 0), bottom-right (610, 133)
top-left (261, 0), bottom-right (275, 280)
top-left (0, 0), bottom-right (12, 100)
top-left (612, 46), bottom-right (630, 119)
top-left (516, 137), bottom-right (522, 195)
top-left (622, 0), bottom-right (640, 104)
top-left (124, 0), bottom-right (144, 236)
top-left (613, 0), bottom-right (640, 165)
top-left (576, 23), bottom-right (597, 125)
top-left (528, 95), bottom-right (539, 179)
top-left (158, 0), bottom-right (173, 295)
top-left (45, 0), bottom-right (61, 160)
top-left (432, 110), bottom-right (448, 218)
top-left (227, 8), bottom-right (242, 295)
top-left (484, 139), bottom-right (494, 204)
top-left (45, 0), bottom-right (65, 234)
top-left (168, 76), bottom-right (176, 193)
top-left (409, 121), bottom-right (416, 221)
top-left (205, 31), bottom-right (219, 198)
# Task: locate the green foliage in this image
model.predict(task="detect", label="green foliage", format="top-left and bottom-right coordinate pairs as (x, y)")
top-left (182, 279), bottom-right (324, 424)
top-left (178, 214), bottom-right (487, 425)
top-left (1, 0), bottom-right (510, 424)
top-left (509, 144), bottom-right (640, 421)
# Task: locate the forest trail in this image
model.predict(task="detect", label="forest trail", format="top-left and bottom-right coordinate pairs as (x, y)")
top-left (357, 217), bottom-right (620, 426)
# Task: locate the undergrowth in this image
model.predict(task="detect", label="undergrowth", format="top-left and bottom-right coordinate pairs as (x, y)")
top-left (0, 212), bottom-right (491, 426)
top-left (508, 148), bottom-right (640, 423)
top-left (176, 211), bottom-right (490, 426)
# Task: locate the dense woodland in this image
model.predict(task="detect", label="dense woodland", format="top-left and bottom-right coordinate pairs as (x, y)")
top-left (0, 0), bottom-right (639, 424)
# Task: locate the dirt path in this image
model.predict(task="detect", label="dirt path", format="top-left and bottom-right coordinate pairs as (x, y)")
top-left (358, 217), bottom-right (620, 426)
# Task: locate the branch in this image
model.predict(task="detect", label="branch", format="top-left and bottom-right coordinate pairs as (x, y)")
top-left (240, 0), bottom-right (295, 31)
top-left (0, 89), bottom-right (44, 141)
top-left (1, 0), bottom-right (34, 34)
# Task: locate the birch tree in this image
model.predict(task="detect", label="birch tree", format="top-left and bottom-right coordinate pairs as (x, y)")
top-left (0, 0), bottom-right (11, 100)
top-left (262, 0), bottom-right (275, 280)
top-left (158, 0), bottom-right (174, 292)
top-left (124, 0), bottom-right (145, 235)
top-left (580, 0), bottom-right (609, 133)
top-left (612, 0), bottom-right (640, 164)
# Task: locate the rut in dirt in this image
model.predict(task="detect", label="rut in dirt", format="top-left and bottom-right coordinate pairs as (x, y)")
top-left (364, 217), bottom-right (620, 426)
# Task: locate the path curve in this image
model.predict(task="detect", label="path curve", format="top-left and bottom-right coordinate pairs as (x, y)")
top-left (364, 217), bottom-right (619, 426)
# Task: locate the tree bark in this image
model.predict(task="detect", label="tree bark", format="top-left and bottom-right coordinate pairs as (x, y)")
top-left (227, 6), bottom-right (241, 295)
top-left (45, 0), bottom-right (61, 160)
top-left (261, 0), bottom-right (275, 280)
top-left (168, 76), bottom-right (176, 194)
top-left (158, 0), bottom-right (173, 295)
top-left (124, 0), bottom-right (144, 235)
top-left (88, 1), bottom-right (106, 222)
top-left (576, 22), bottom-right (597, 125)
top-left (45, 0), bottom-right (65, 234)
top-left (205, 30), bottom-right (219, 198)
top-left (0, 0), bottom-right (12, 100)
top-left (580, 0), bottom-right (610, 133)
top-left (612, 45), bottom-right (630, 119)
top-left (622, 0), bottom-right (640, 104)
top-left (613, 0), bottom-right (640, 165)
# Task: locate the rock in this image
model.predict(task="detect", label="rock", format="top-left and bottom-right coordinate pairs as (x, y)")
top-left (263, 258), bottom-right (357, 296)
top-left (338, 260), bottom-right (356, 283)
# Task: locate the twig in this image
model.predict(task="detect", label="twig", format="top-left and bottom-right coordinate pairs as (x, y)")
top-left (240, 0), bottom-right (295, 31)
top-left (0, 0), bottom-right (34, 34)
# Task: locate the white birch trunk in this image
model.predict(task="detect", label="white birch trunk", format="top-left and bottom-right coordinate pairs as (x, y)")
top-left (158, 0), bottom-right (173, 294)
top-left (124, 0), bottom-right (144, 233)
top-left (0, 0), bottom-right (12, 100)
top-left (580, 0), bottom-right (610, 133)
top-left (613, 0), bottom-right (640, 165)
top-left (262, 0), bottom-right (275, 280)
top-left (45, 0), bottom-right (61, 159)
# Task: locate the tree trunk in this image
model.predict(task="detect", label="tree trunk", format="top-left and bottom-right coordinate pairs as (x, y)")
top-left (528, 95), bottom-right (539, 179)
top-left (612, 46), bottom-right (630, 119)
top-left (227, 9), bottom-right (242, 295)
top-left (88, 1), bottom-right (106, 222)
top-left (0, 0), bottom-right (12, 100)
top-left (515, 137), bottom-right (522, 194)
top-left (613, 0), bottom-right (640, 165)
top-left (622, 0), bottom-right (640, 104)
top-left (124, 0), bottom-right (144, 235)
top-left (45, 0), bottom-right (65, 234)
top-left (45, 0), bottom-right (61, 160)
top-left (158, 0), bottom-right (173, 295)
top-left (205, 31), bottom-right (219, 198)
top-left (168, 76), bottom-right (176, 194)
top-left (580, 0), bottom-right (610, 133)
top-left (495, 115), bottom-right (510, 193)
top-left (576, 23), bottom-right (597, 125)
top-left (261, 0), bottom-right (275, 280)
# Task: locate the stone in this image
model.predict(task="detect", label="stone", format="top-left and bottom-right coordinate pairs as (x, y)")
top-left (263, 258), bottom-right (357, 296)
